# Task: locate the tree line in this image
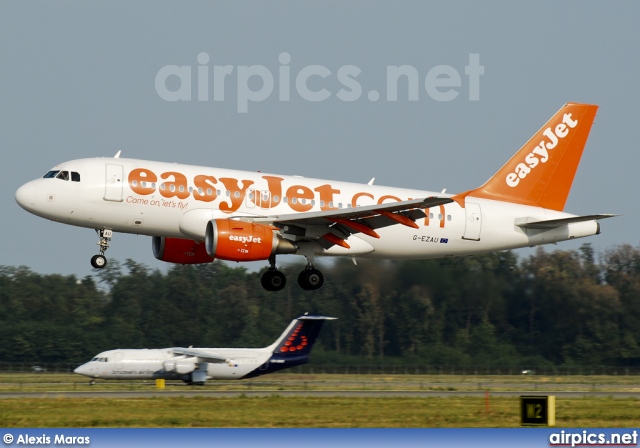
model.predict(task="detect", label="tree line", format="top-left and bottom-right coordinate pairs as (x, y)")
top-left (1, 243), bottom-right (639, 369)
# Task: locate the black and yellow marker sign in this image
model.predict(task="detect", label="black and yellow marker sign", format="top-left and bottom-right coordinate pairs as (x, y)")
top-left (520, 395), bottom-right (555, 426)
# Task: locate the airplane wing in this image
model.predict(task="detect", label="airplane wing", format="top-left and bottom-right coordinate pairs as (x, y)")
top-left (243, 196), bottom-right (453, 249)
top-left (172, 348), bottom-right (228, 364)
top-left (516, 214), bottom-right (618, 230)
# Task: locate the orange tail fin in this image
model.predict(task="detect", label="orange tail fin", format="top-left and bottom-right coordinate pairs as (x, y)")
top-left (467, 103), bottom-right (598, 211)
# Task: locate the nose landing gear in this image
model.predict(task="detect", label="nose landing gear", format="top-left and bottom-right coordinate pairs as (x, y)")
top-left (90, 229), bottom-right (112, 269)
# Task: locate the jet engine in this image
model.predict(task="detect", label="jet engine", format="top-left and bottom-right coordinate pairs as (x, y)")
top-left (163, 359), bottom-right (197, 374)
top-left (205, 219), bottom-right (296, 262)
top-left (152, 237), bottom-right (214, 264)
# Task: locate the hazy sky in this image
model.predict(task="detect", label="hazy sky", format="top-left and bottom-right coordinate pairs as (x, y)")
top-left (2, 1), bottom-right (638, 278)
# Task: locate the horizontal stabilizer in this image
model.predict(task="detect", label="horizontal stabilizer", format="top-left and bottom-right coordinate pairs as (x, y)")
top-left (516, 214), bottom-right (618, 230)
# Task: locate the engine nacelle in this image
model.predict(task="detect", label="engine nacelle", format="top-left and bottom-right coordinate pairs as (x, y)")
top-left (152, 236), bottom-right (214, 264)
top-left (175, 361), bottom-right (197, 374)
top-left (163, 359), bottom-right (197, 374)
top-left (205, 219), bottom-right (296, 262)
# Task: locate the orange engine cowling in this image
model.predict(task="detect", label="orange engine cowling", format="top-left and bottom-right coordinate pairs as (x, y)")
top-left (152, 236), bottom-right (214, 264)
top-left (205, 219), bottom-right (296, 262)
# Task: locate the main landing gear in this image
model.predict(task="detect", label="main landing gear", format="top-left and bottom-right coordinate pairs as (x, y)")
top-left (298, 266), bottom-right (324, 290)
top-left (260, 256), bottom-right (324, 292)
top-left (90, 229), bottom-right (112, 269)
top-left (261, 265), bottom-right (287, 292)
top-left (261, 255), bottom-right (287, 292)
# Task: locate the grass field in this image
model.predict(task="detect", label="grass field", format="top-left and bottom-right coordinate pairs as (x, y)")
top-left (1, 373), bottom-right (639, 427)
top-left (2, 396), bottom-right (639, 427)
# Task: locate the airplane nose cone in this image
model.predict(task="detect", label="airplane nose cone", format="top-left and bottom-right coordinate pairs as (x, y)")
top-left (15, 182), bottom-right (37, 211)
top-left (74, 364), bottom-right (91, 377)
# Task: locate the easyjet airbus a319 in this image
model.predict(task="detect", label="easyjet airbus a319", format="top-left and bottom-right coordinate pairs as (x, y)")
top-left (16, 103), bottom-right (615, 291)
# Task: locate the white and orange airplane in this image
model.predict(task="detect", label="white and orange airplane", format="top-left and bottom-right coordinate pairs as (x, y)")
top-left (15, 103), bottom-right (614, 291)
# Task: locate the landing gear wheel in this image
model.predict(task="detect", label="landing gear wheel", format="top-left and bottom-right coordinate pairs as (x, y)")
top-left (298, 268), bottom-right (324, 290)
top-left (261, 270), bottom-right (286, 292)
top-left (91, 229), bottom-right (112, 269)
top-left (90, 254), bottom-right (107, 269)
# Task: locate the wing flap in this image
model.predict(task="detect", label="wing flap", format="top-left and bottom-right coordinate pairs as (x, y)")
top-left (358, 208), bottom-right (426, 231)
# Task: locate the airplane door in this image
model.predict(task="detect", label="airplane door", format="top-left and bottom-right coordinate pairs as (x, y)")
top-left (104, 164), bottom-right (124, 202)
top-left (462, 202), bottom-right (482, 241)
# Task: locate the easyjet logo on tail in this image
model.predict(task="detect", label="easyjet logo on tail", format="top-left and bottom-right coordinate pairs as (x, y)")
top-left (505, 113), bottom-right (579, 188)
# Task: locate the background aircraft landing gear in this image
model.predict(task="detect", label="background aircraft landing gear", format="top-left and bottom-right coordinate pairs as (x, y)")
top-left (298, 267), bottom-right (324, 290)
top-left (261, 269), bottom-right (286, 292)
top-left (91, 229), bottom-right (112, 269)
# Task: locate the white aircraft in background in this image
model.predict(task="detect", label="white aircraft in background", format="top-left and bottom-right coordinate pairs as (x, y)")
top-left (74, 314), bottom-right (334, 385)
top-left (16, 103), bottom-right (615, 291)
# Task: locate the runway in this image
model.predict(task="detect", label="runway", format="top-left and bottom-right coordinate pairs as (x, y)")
top-left (2, 389), bottom-right (640, 399)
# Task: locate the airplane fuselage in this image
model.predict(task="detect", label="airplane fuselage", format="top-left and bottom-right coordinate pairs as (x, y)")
top-left (16, 157), bottom-right (598, 260)
top-left (75, 348), bottom-right (277, 381)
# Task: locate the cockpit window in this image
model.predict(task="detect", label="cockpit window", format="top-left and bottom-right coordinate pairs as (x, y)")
top-left (43, 170), bottom-right (80, 181)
